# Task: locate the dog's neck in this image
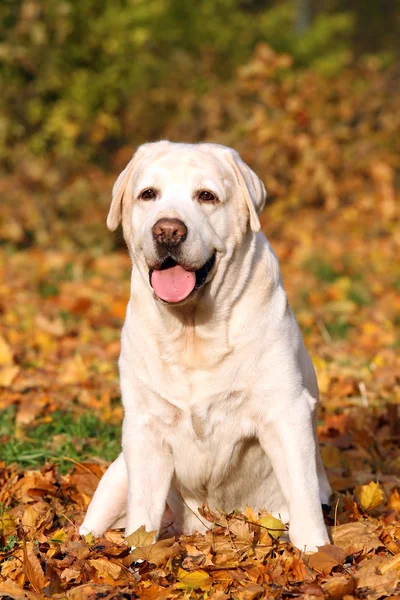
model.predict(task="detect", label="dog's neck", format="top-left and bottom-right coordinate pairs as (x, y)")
top-left (130, 231), bottom-right (275, 369)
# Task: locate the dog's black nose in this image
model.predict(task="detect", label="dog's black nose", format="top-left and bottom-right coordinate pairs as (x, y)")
top-left (152, 218), bottom-right (187, 249)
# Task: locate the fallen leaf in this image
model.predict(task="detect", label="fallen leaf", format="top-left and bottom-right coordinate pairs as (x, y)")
top-left (259, 513), bottom-right (285, 539)
top-left (379, 553), bottom-right (400, 575)
top-left (175, 567), bottom-right (212, 590)
top-left (60, 567), bottom-right (82, 583)
top-left (125, 525), bottom-right (157, 548)
top-left (0, 510), bottom-right (15, 535)
top-left (0, 335), bottom-right (13, 365)
top-left (23, 543), bottom-right (47, 594)
top-left (0, 578), bottom-right (43, 600)
top-left (322, 574), bottom-right (355, 599)
top-left (332, 521), bottom-right (382, 554)
top-left (388, 488), bottom-right (400, 512)
top-left (88, 558), bottom-right (122, 583)
top-left (50, 528), bottom-right (66, 543)
top-left (356, 556), bottom-right (399, 599)
top-left (308, 544), bottom-right (346, 576)
top-left (129, 537), bottom-right (182, 567)
top-left (356, 481), bottom-right (384, 512)
top-left (0, 365), bottom-right (19, 387)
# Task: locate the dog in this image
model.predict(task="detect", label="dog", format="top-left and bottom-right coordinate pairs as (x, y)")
top-left (79, 141), bottom-right (331, 551)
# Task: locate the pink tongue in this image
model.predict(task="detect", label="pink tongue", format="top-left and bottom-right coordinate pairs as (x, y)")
top-left (151, 265), bottom-right (196, 303)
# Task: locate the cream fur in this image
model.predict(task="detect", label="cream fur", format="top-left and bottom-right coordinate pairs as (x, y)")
top-left (79, 141), bottom-right (331, 552)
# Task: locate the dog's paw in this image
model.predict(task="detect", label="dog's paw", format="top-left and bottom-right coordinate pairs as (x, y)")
top-left (289, 525), bottom-right (330, 553)
top-left (79, 524), bottom-right (103, 538)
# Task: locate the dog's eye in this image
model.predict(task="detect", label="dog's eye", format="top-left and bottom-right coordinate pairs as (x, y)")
top-left (140, 188), bottom-right (157, 200)
top-left (198, 190), bottom-right (217, 203)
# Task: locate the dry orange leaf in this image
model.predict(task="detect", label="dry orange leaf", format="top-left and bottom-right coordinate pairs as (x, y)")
top-left (322, 574), bottom-right (355, 599)
top-left (0, 365), bottom-right (19, 387)
top-left (308, 544), bottom-right (346, 576)
top-left (0, 335), bottom-right (13, 366)
top-left (129, 537), bottom-right (182, 567)
top-left (23, 543), bottom-right (47, 595)
top-left (0, 578), bottom-right (43, 600)
top-left (87, 558), bottom-right (122, 583)
top-left (388, 489), bottom-right (400, 512)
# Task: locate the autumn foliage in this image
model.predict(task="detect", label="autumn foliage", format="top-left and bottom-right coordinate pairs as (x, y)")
top-left (0, 32), bottom-right (400, 600)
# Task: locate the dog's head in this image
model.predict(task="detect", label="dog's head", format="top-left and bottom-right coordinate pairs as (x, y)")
top-left (108, 141), bottom-right (266, 305)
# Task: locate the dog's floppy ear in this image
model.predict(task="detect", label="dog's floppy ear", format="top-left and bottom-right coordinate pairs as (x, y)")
top-left (225, 149), bottom-right (267, 233)
top-left (107, 145), bottom-right (148, 231)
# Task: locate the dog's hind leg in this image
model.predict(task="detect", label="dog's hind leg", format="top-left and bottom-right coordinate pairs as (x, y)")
top-left (79, 452), bottom-right (128, 537)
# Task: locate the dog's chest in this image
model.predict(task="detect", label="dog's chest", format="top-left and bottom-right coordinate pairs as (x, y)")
top-left (161, 390), bottom-right (255, 493)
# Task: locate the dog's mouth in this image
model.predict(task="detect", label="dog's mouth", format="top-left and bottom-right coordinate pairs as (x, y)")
top-left (149, 253), bottom-right (216, 304)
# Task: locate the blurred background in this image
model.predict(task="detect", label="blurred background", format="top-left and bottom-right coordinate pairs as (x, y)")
top-left (0, 0), bottom-right (399, 249)
top-left (0, 1), bottom-right (399, 486)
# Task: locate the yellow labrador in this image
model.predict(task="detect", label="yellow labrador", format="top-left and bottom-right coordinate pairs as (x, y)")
top-left (80, 141), bottom-right (331, 551)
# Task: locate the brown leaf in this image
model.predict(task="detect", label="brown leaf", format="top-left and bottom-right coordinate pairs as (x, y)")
top-left (0, 365), bottom-right (19, 387)
top-left (129, 537), bottom-right (182, 567)
top-left (0, 335), bottom-right (14, 365)
top-left (356, 556), bottom-right (399, 599)
top-left (379, 553), bottom-right (400, 575)
top-left (125, 525), bottom-right (157, 548)
top-left (87, 558), bottom-right (122, 583)
top-left (298, 582), bottom-right (325, 597)
top-left (23, 542), bottom-right (47, 595)
top-left (332, 521), bottom-right (383, 554)
top-left (0, 578), bottom-right (44, 600)
top-left (60, 567), bottom-right (83, 583)
top-left (234, 583), bottom-right (266, 600)
top-left (308, 544), bottom-right (346, 576)
top-left (388, 489), bottom-right (400, 512)
top-left (322, 574), bottom-right (355, 599)
top-left (229, 518), bottom-right (254, 544)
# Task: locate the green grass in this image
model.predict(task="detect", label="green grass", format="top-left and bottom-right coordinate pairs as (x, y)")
top-left (0, 406), bottom-right (120, 473)
top-left (325, 319), bottom-right (351, 340)
top-left (303, 257), bottom-right (343, 282)
top-left (347, 285), bottom-right (371, 306)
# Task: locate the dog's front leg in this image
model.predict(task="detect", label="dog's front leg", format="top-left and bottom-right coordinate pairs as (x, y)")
top-left (257, 390), bottom-right (329, 552)
top-left (123, 413), bottom-right (174, 538)
top-left (80, 452), bottom-right (128, 537)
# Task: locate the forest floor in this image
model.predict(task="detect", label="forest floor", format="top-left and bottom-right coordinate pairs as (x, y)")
top-left (0, 190), bottom-right (399, 599)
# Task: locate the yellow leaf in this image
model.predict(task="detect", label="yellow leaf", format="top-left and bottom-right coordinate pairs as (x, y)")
top-left (50, 528), bottom-right (66, 543)
top-left (58, 354), bottom-right (87, 385)
top-left (176, 568), bottom-right (212, 590)
top-left (88, 558), bottom-right (121, 582)
top-left (0, 511), bottom-right (15, 535)
top-left (0, 335), bottom-right (13, 366)
top-left (83, 532), bottom-right (95, 545)
top-left (125, 525), bottom-right (157, 548)
top-left (356, 481), bottom-right (383, 512)
top-left (0, 365), bottom-right (19, 387)
top-left (243, 505), bottom-right (258, 522)
top-left (259, 513), bottom-right (285, 539)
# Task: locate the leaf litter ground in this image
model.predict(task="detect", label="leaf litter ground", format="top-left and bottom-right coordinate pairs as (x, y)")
top-left (0, 185), bottom-right (399, 598)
